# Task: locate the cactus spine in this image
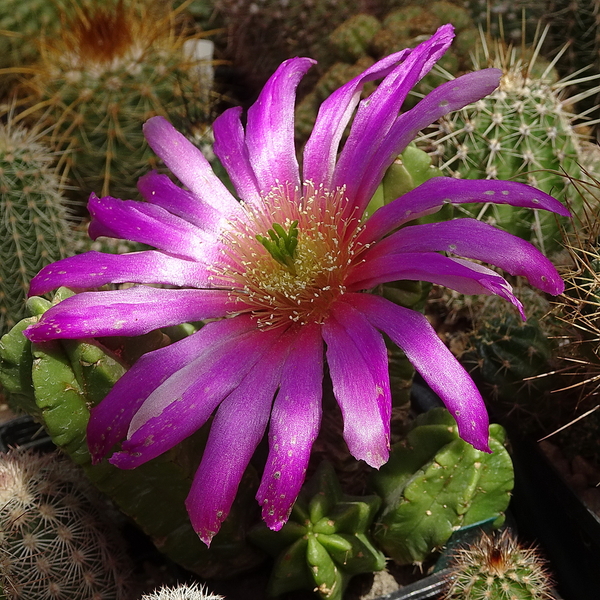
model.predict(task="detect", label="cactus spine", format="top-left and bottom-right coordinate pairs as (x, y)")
top-left (24, 0), bottom-right (213, 202)
top-left (141, 583), bottom-right (223, 600)
top-left (0, 448), bottom-right (133, 600)
top-left (443, 529), bottom-right (553, 600)
top-left (0, 119), bottom-right (73, 333)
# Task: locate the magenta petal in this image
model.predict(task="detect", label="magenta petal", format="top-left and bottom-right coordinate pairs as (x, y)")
top-left (360, 177), bottom-right (570, 245)
top-left (137, 171), bottom-right (223, 235)
top-left (213, 107), bottom-right (262, 207)
top-left (347, 252), bottom-right (525, 317)
top-left (186, 333), bottom-right (293, 545)
top-left (367, 218), bottom-right (564, 294)
top-left (257, 323), bottom-right (324, 531)
top-left (303, 49), bottom-right (411, 188)
top-left (322, 312), bottom-right (389, 469)
top-left (245, 57), bottom-right (315, 194)
top-left (334, 25), bottom-right (454, 206)
top-left (24, 287), bottom-right (243, 342)
top-left (346, 293), bottom-right (490, 452)
top-left (29, 251), bottom-right (212, 296)
top-left (87, 194), bottom-right (221, 263)
top-left (143, 116), bottom-right (244, 219)
top-left (111, 324), bottom-right (283, 468)
top-left (86, 317), bottom-right (256, 460)
top-left (353, 69), bottom-right (503, 210)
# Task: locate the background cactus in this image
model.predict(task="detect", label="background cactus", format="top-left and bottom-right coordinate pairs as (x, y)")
top-left (249, 461), bottom-right (385, 600)
top-left (0, 448), bottom-right (133, 600)
top-left (20, 0), bottom-right (214, 203)
top-left (141, 582), bottom-right (223, 600)
top-left (0, 118), bottom-right (74, 334)
top-left (427, 33), bottom-right (595, 255)
top-left (371, 408), bottom-right (513, 565)
top-left (442, 529), bottom-right (553, 600)
top-left (0, 289), bottom-right (265, 579)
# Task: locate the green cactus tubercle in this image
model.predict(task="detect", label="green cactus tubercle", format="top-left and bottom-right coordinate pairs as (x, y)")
top-left (249, 461), bottom-right (386, 600)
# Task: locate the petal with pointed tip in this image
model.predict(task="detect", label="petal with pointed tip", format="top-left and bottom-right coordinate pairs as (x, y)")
top-left (360, 177), bottom-right (570, 244)
top-left (87, 317), bottom-right (257, 461)
top-left (245, 57), bottom-right (314, 194)
top-left (29, 251), bottom-right (213, 296)
top-left (257, 323), bottom-right (323, 531)
top-left (346, 293), bottom-right (490, 452)
top-left (24, 287), bottom-right (242, 342)
top-left (186, 332), bottom-right (293, 546)
top-left (143, 116), bottom-right (244, 218)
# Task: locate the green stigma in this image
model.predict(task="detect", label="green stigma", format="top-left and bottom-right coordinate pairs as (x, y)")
top-left (256, 220), bottom-right (299, 275)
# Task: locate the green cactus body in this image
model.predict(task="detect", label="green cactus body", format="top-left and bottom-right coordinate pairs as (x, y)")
top-left (249, 462), bottom-right (386, 600)
top-left (371, 408), bottom-right (514, 565)
top-left (0, 448), bottom-right (133, 600)
top-left (0, 290), bottom-right (265, 578)
top-left (431, 41), bottom-right (585, 254)
top-left (0, 121), bottom-right (73, 334)
top-left (25, 0), bottom-right (213, 202)
top-left (443, 529), bottom-right (553, 600)
top-left (328, 14), bottom-right (381, 63)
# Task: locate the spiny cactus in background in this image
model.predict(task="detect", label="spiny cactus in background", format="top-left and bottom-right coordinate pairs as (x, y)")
top-left (459, 290), bottom-right (558, 426)
top-left (442, 529), bottom-right (553, 600)
top-left (0, 288), bottom-right (266, 578)
top-left (428, 32), bottom-right (598, 255)
top-left (371, 408), bottom-right (513, 565)
top-left (21, 0), bottom-right (214, 203)
top-left (0, 119), bottom-right (73, 334)
top-left (249, 461), bottom-right (385, 600)
top-left (0, 448), bottom-right (133, 600)
top-left (141, 582), bottom-right (223, 600)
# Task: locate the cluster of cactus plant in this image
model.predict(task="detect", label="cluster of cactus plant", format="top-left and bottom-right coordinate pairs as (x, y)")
top-left (249, 461), bottom-right (386, 600)
top-left (0, 288), bottom-right (265, 579)
top-left (371, 407), bottom-right (513, 565)
top-left (0, 448), bottom-right (133, 599)
top-left (0, 117), bottom-right (73, 334)
top-left (442, 529), bottom-right (553, 600)
top-left (20, 0), bottom-right (214, 203)
top-left (428, 32), bottom-right (597, 255)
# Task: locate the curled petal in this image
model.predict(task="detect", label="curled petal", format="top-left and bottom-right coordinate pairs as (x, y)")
top-left (360, 177), bottom-right (570, 244)
top-left (345, 293), bottom-right (490, 452)
top-left (347, 252), bottom-right (525, 317)
top-left (334, 24), bottom-right (454, 209)
top-left (322, 311), bottom-right (389, 468)
top-left (24, 287), bottom-right (243, 342)
top-left (367, 218), bottom-right (564, 294)
top-left (88, 194), bottom-right (221, 263)
top-left (87, 317), bottom-right (256, 460)
top-left (137, 171), bottom-right (223, 235)
top-left (246, 57), bottom-right (315, 193)
top-left (111, 323), bottom-right (284, 468)
top-left (29, 251), bottom-right (213, 296)
top-left (186, 332), bottom-right (293, 545)
top-left (213, 107), bottom-right (262, 207)
top-left (257, 323), bottom-right (324, 531)
top-left (353, 69), bottom-right (503, 212)
top-left (143, 116), bottom-right (244, 219)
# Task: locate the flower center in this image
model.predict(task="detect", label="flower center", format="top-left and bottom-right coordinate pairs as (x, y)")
top-left (214, 182), bottom-right (367, 329)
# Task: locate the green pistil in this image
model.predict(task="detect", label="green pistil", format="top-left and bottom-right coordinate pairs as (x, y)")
top-left (256, 220), bottom-right (299, 275)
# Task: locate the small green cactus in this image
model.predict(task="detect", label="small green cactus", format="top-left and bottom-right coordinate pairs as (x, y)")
top-left (442, 529), bottom-right (553, 600)
top-left (140, 582), bottom-right (223, 600)
top-left (0, 289), bottom-right (265, 579)
top-left (249, 461), bottom-right (386, 600)
top-left (328, 13), bottom-right (381, 63)
top-left (24, 0), bottom-right (214, 202)
top-left (0, 119), bottom-right (73, 334)
top-left (371, 408), bottom-right (513, 565)
top-left (0, 448), bottom-right (133, 600)
top-left (430, 34), bottom-right (589, 254)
